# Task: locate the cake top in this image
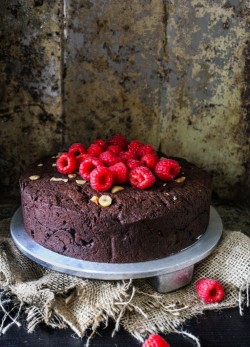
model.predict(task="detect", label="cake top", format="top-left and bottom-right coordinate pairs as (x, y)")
top-left (20, 134), bottom-right (211, 225)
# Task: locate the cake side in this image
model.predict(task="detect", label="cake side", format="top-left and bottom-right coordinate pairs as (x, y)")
top-left (20, 156), bottom-right (212, 263)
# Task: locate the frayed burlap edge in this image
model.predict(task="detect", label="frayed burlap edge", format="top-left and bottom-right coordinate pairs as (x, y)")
top-left (0, 217), bottom-right (250, 346)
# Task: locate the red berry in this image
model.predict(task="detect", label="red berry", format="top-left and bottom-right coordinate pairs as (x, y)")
top-left (94, 138), bottom-right (107, 150)
top-left (127, 140), bottom-right (144, 156)
top-left (119, 151), bottom-right (137, 162)
top-left (56, 153), bottom-right (77, 174)
top-left (137, 144), bottom-right (156, 158)
top-left (87, 143), bottom-right (104, 157)
top-left (107, 134), bottom-right (128, 150)
top-left (129, 166), bottom-right (155, 189)
top-left (141, 154), bottom-right (159, 170)
top-left (154, 159), bottom-right (180, 181)
top-left (90, 167), bottom-right (113, 191)
top-left (68, 143), bottom-right (86, 157)
top-left (99, 151), bottom-right (121, 166)
top-left (108, 145), bottom-right (122, 155)
top-left (76, 153), bottom-right (89, 167)
top-left (142, 334), bottom-right (170, 347)
top-left (109, 162), bottom-right (129, 184)
top-left (79, 157), bottom-right (104, 180)
top-left (127, 159), bottom-right (144, 170)
top-left (195, 278), bottom-right (225, 303)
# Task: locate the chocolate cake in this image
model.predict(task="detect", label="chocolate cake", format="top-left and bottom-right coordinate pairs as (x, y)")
top-left (20, 155), bottom-right (212, 263)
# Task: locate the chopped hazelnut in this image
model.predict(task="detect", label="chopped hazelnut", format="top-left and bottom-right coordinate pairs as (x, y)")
top-left (90, 196), bottom-right (99, 205)
top-left (68, 174), bottom-right (76, 179)
top-left (76, 179), bottom-right (86, 185)
top-left (29, 175), bottom-right (40, 181)
top-left (111, 186), bottom-right (124, 194)
top-left (99, 195), bottom-right (112, 207)
top-left (50, 177), bottom-right (68, 183)
top-left (175, 176), bottom-right (186, 183)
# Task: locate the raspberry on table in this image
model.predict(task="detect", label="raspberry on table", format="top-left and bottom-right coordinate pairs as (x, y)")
top-left (142, 334), bottom-right (171, 347)
top-left (79, 157), bottom-right (104, 180)
top-left (99, 150), bottom-right (121, 166)
top-left (129, 166), bottom-right (155, 189)
top-left (56, 153), bottom-right (77, 174)
top-left (141, 153), bottom-right (159, 170)
top-left (154, 159), bottom-right (180, 181)
top-left (195, 278), bottom-right (225, 303)
top-left (90, 167), bottom-right (114, 191)
top-left (68, 143), bottom-right (86, 157)
top-left (87, 143), bottom-right (104, 157)
top-left (107, 134), bottom-right (128, 150)
top-left (109, 162), bottom-right (129, 184)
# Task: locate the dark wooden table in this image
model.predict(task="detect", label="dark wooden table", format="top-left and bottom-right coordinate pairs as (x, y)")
top-left (0, 306), bottom-right (250, 346)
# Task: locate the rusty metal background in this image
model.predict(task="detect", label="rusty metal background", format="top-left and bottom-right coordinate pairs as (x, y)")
top-left (0, 0), bottom-right (249, 199)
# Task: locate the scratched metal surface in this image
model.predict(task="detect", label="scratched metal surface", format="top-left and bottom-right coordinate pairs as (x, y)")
top-left (0, 0), bottom-right (249, 199)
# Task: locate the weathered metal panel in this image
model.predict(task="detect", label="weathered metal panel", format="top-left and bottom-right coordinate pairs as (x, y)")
top-left (63, 0), bottom-right (165, 147)
top-left (160, 0), bottom-right (250, 198)
top-left (0, 0), bottom-right (63, 194)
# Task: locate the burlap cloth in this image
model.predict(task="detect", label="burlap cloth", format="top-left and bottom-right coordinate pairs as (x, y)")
top-left (0, 217), bottom-right (250, 346)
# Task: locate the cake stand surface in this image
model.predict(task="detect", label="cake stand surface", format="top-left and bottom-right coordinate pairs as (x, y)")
top-left (10, 206), bottom-right (223, 293)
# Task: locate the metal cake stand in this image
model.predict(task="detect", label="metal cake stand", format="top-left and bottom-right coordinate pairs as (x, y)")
top-left (10, 206), bottom-right (223, 293)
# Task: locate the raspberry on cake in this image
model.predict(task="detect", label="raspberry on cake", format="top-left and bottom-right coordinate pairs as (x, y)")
top-left (20, 134), bottom-right (212, 263)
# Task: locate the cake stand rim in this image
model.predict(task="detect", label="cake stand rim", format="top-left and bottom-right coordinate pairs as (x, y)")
top-left (10, 206), bottom-right (223, 280)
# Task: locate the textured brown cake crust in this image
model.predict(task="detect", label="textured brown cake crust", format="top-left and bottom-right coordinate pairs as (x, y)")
top-left (20, 156), bottom-right (212, 263)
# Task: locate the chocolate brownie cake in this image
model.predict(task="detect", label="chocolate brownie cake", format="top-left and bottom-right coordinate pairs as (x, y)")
top-left (20, 140), bottom-right (212, 263)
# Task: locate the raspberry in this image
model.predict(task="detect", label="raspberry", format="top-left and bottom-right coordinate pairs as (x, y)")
top-left (137, 144), bottom-right (156, 158)
top-left (108, 145), bottom-right (122, 155)
top-left (141, 154), bottom-right (159, 170)
top-left (127, 140), bottom-right (144, 156)
top-left (119, 151), bottom-right (137, 162)
top-left (142, 334), bottom-right (170, 347)
top-left (127, 159), bottom-right (144, 170)
top-left (56, 153), bottom-right (77, 174)
top-left (129, 166), bottom-right (155, 189)
top-left (109, 162), bottom-right (129, 184)
top-left (79, 157), bottom-right (104, 180)
top-left (90, 167), bottom-right (113, 191)
top-left (87, 143), bottom-right (104, 157)
top-left (99, 151), bottom-right (121, 166)
top-left (107, 134), bottom-right (128, 150)
top-left (195, 278), bottom-right (225, 303)
top-left (94, 138), bottom-right (107, 150)
top-left (68, 143), bottom-right (86, 157)
top-left (154, 159), bottom-right (180, 181)
top-left (76, 153), bottom-right (89, 167)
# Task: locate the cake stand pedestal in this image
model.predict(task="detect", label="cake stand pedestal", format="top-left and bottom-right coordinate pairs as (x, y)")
top-left (10, 206), bottom-right (222, 293)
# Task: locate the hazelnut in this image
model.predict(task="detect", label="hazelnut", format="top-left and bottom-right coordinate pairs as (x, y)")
top-left (90, 196), bottom-right (99, 205)
top-left (99, 195), bottom-right (112, 207)
top-left (76, 179), bottom-right (86, 185)
top-left (52, 163), bottom-right (56, 167)
top-left (37, 163), bottom-right (43, 167)
top-left (175, 176), bottom-right (186, 183)
top-left (29, 175), bottom-right (40, 181)
top-left (50, 177), bottom-right (68, 183)
top-left (111, 186), bottom-right (124, 194)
